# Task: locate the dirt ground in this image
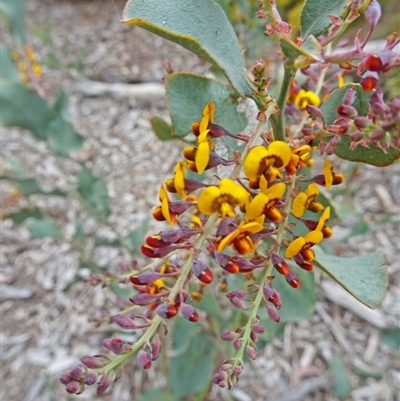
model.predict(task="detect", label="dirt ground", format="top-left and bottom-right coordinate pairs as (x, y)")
top-left (1, 1), bottom-right (400, 401)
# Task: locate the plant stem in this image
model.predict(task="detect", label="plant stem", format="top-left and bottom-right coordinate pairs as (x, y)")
top-left (270, 64), bottom-right (295, 142)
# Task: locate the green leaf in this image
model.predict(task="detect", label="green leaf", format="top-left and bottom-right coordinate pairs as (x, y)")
top-left (0, 45), bottom-right (21, 81)
top-left (195, 292), bottom-right (226, 323)
top-left (94, 237), bottom-right (122, 247)
top-left (47, 117), bottom-right (83, 156)
top-left (3, 208), bottom-right (43, 224)
top-left (139, 388), bottom-right (176, 401)
top-left (330, 354), bottom-right (352, 399)
top-left (321, 84), bottom-right (400, 166)
top-left (165, 73), bottom-right (247, 137)
top-left (77, 166), bottom-right (111, 220)
top-left (25, 217), bottom-right (63, 240)
top-left (123, 218), bottom-right (150, 254)
top-left (1, 175), bottom-right (67, 197)
top-left (301, 0), bottom-right (345, 38)
top-left (0, 0), bottom-right (27, 42)
top-left (314, 248), bottom-right (387, 308)
top-left (168, 317), bottom-right (215, 399)
top-left (73, 222), bottom-right (85, 243)
top-left (381, 327), bottom-right (400, 350)
top-left (150, 116), bottom-right (174, 141)
top-left (122, 0), bottom-right (253, 97)
top-left (0, 82), bottom-right (54, 140)
top-left (110, 283), bottom-right (135, 300)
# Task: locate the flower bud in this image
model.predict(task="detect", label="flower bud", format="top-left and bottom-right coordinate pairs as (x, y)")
top-left (155, 303), bottom-right (178, 319)
top-left (130, 271), bottom-right (165, 285)
top-left (285, 270), bottom-right (301, 288)
top-left (233, 339), bottom-right (243, 350)
top-left (360, 71), bottom-right (379, 92)
top-left (129, 292), bottom-right (160, 306)
top-left (353, 116), bottom-right (372, 130)
top-left (111, 314), bottom-right (136, 329)
top-left (102, 338), bottom-right (125, 355)
top-left (97, 372), bottom-right (112, 395)
top-left (325, 135), bottom-right (340, 156)
top-left (65, 380), bottom-right (81, 394)
top-left (70, 364), bottom-right (87, 380)
top-left (151, 335), bottom-right (162, 361)
top-left (59, 373), bottom-right (72, 385)
top-left (263, 286), bottom-right (282, 309)
top-left (137, 350), bottom-right (152, 369)
top-left (83, 372), bottom-right (98, 385)
top-left (337, 105), bottom-right (357, 118)
top-left (180, 303), bottom-right (199, 322)
top-left (365, 0), bottom-right (382, 28)
top-left (370, 89), bottom-right (389, 116)
top-left (266, 305), bottom-right (281, 323)
top-left (226, 292), bottom-right (248, 310)
top-left (342, 87), bottom-right (356, 105)
top-left (192, 260), bottom-right (213, 284)
top-left (221, 331), bottom-right (241, 341)
top-left (232, 365), bottom-right (242, 377)
top-left (81, 355), bottom-right (111, 369)
top-left (306, 105), bottom-right (324, 119)
top-left (271, 252), bottom-right (289, 275)
top-left (246, 345), bottom-right (257, 360)
top-left (251, 323), bottom-right (266, 334)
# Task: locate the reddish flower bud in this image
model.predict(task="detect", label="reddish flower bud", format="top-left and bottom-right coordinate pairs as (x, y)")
top-left (361, 71), bottom-right (379, 92)
top-left (97, 372), bottom-right (112, 395)
top-left (306, 105), bottom-right (324, 119)
top-left (233, 339), bottom-right (243, 350)
top-left (251, 323), bottom-right (266, 334)
top-left (263, 285), bottom-right (282, 309)
top-left (129, 292), bottom-right (160, 306)
top-left (192, 260), bottom-right (213, 284)
top-left (59, 373), bottom-right (73, 385)
top-left (208, 123), bottom-right (232, 138)
top-left (130, 271), bottom-right (165, 285)
top-left (145, 235), bottom-right (168, 248)
top-left (102, 338), bottom-right (126, 355)
top-left (250, 330), bottom-right (259, 344)
top-left (370, 89), bottom-right (389, 116)
top-left (299, 261), bottom-right (314, 271)
top-left (141, 244), bottom-right (183, 258)
top-left (66, 380), bottom-right (81, 394)
top-left (112, 314), bottom-right (136, 329)
top-left (246, 345), bottom-right (257, 360)
top-left (285, 271), bottom-right (301, 288)
top-left (70, 364), bottom-right (87, 380)
top-left (337, 105), bottom-right (357, 118)
top-left (271, 252), bottom-right (289, 275)
top-left (370, 128), bottom-right (385, 141)
top-left (81, 355), bottom-right (111, 369)
top-left (354, 116), bottom-right (372, 130)
top-left (151, 335), bottom-right (162, 361)
top-left (365, 0), bottom-right (381, 28)
top-left (155, 303), bottom-right (178, 319)
top-left (233, 365), bottom-right (243, 377)
top-left (266, 305), bottom-right (281, 323)
top-left (342, 88), bottom-right (357, 105)
top-left (365, 54), bottom-right (382, 72)
top-left (137, 350), bottom-right (152, 369)
top-left (83, 372), bottom-right (98, 385)
top-left (325, 135), bottom-right (341, 156)
top-left (221, 331), bottom-right (241, 341)
top-left (180, 303), bottom-right (199, 322)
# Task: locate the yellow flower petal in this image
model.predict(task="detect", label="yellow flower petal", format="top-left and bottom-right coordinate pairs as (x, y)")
top-left (324, 159), bottom-right (333, 189)
top-left (219, 179), bottom-right (249, 206)
top-left (220, 202), bottom-right (235, 218)
top-left (285, 236), bottom-right (306, 258)
top-left (317, 206), bottom-right (331, 231)
top-left (161, 198), bottom-right (172, 225)
top-left (303, 230), bottom-right (323, 246)
top-left (305, 183), bottom-right (320, 198)
top-left (259, 175), bottom-right (269, 194)
top-left (240, 221), bottom-right (264, 234)
top-left (246, 193), bottom-right (269, 220)
top-left (264, 182), bottom-right (286, 200)
top-left (174, 161), bottom-right (186, 199)
top-left (197, 186), bottom-right (221, 215)
top-left (159, 184), bottom-right (168, 201)
top-left (244, 146), bottom-right (269, 180)
top-left (292, 192), bottom-right (309, 218)
top-left (267, 141), bottom-right (292, 168)
top-left (195, 141), bottom-right (210, 174)
top-left (218, 229), bottom-right (240, 252)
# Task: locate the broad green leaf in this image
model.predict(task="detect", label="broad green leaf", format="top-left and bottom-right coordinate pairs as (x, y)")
top-left (26, 217), bottom-right (63, 240)
top-left (47, 117), bottom-right (83, 156)
top-left (77, 166), bottom-right (111, 220)
top-left (0, 0), bottom-right (27, 42)
top-left (123, 0), bottom-right (253, 97)
top-left (3, 208), bottom-right (43, 224)
top-left (301, 0), bottom-right (346, 38)
top-left (150, 117), bottom-right (174, 141)
top-left (165, 73), bottom-right (247, 137)
top-left (168, 317), bottom-right (215, 399)
top-left (330, 354), bottom-right (352, 399)
top-left (0, 45), bottom-right (20, 81)
top-left (139, 388), bottom-right (176, 401)
top-left (53, 89), bottom-right (68, 115)
top-left (381, 327), bottom-right (400, 350)
top-left (321, 84), bottom-right (400, 166)
top-left (0, 82), bottom-right (53, 140)
top-left (123, 218), bottom-right (150, 254)
top-left (314, 248), bottom-right (387, 308)
top-left (195, 292), bottom-right (226, 323)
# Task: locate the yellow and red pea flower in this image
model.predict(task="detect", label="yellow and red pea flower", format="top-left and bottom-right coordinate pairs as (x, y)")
top-left (245, 182), bottom-right (286, 222)
top-left (244, 141), bottom-right (292, 183)
top-left (323, 159), bottom-right (344, 189)
top-left (217, 221), bottom-right (264, 255)
top-left (292, 183), bottom-right (324, 218)
top-left (285, 145), bottom-right (313, 175)
top-left (197, 178), bottom-right (249, 218)
top-left (284, 229), bottom-right (323, 262)
top-left (294, 89), bottom-right (321, 109)
top-left (301, 206), bottom-right (333, 239)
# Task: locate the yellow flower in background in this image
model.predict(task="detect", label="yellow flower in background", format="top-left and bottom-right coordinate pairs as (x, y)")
top-left (294, 89), bottom-right (321, 109)
top-left (285, 145), bottom-right (312, 175)
top-left (285, 230), bottom-right (323, 261)
top-left (197, 179), bottom-right (249, 218)
top-left (317, 206), bottom-right (333, 238)
top-left (244, 141), bottom-right (292, 182)
top-left (217, 221), bottom-right (263, 255)
top-left (245, 182), bottom-right (286, 222)
top-left (323, 159), bottom-right (344, 189)
top-left (292, 183), bottom-right (324, 218)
